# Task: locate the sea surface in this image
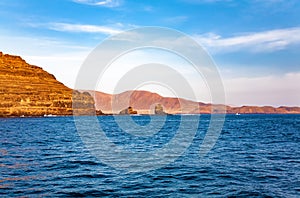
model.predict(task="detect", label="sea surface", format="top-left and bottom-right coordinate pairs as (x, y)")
top-left (1, 114), bottom-right (299, 197)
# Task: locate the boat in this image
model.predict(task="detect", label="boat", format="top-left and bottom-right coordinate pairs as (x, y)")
top-left (235, 113), bottom-right (240, 115)
top-left (43, 114), bottom-right (57, 117)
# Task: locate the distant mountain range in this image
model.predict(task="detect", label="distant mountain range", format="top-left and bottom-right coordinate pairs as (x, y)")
top-left (0, 51), bottom-right (299, 117)
top-left (91, 90), bottom-right (300, 114)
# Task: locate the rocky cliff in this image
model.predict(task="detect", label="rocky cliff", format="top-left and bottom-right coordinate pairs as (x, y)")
top-left (0, 52), bottom-right (94, 117)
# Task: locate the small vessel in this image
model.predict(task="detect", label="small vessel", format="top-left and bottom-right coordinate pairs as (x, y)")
top-left (235, 113), bottom-right (240, 115)
top-left (44, 114), bottom-right (56, 117)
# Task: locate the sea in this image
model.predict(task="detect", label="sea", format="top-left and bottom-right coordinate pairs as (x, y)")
top-left (0, 114), bottom-right (299, 197)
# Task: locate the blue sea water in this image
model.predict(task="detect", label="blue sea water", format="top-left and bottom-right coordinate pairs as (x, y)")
top-left (0, 115), bottom-right (300, 197)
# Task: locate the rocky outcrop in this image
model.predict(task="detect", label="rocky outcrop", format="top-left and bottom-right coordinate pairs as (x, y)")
top-left (119, 106), bottom-right (137, 115)
top-left (154, 104), bottom-right (167, 115)
top-left (0, 52), bottom-right (95, 117)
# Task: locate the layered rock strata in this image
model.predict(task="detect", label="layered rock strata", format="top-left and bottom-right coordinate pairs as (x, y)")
top-left (0, 52), bottom-right (94, 117)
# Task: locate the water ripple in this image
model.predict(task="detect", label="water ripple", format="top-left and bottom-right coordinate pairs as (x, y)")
top-left (0, 115), bottom-right (299, 197)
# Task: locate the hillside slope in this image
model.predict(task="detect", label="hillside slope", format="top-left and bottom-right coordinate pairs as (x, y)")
top-left (0, 52), bottom-right (94, 117)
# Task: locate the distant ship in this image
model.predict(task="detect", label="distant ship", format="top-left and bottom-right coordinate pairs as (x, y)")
top-left (235, 113), bottom-right (241, 115)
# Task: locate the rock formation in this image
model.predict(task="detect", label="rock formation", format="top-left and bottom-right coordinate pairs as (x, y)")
top-left (0, 52), bottom-right (95, 117)
top-left (154, 104), bottom-right (167, 115)
top-left (119, 106), bottom-right (137, 115)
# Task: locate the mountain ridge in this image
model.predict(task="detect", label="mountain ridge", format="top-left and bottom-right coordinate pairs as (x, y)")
top-left (90, 90), bottom-right (300, 114)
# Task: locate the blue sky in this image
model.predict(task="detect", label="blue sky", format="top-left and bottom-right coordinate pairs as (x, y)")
top-left (0, 0), bottom-right (300, 106)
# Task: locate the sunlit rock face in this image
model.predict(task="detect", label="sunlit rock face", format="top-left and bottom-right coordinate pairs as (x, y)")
top-left (0, 52), bottom-right (95, 117)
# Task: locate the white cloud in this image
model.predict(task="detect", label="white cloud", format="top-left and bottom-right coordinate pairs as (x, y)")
top-left (48, 22), bottom-right (122, 35)
top-left (72, 0), bottom-right (122, 7)
top-left (195, 27), bottom-right (300, 53)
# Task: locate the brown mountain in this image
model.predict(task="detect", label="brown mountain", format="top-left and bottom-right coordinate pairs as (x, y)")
top-left (92, 90), bottom-right (300, 114)
top-left (226, 105), bottom-right (300, 114)
top-left (0, 52), bottom-right (94, 117)
top-left (93, 90), bottom-right (211, 114)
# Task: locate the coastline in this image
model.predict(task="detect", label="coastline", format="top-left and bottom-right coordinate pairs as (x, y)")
top-left (2, 113), bottom-right (300, 119)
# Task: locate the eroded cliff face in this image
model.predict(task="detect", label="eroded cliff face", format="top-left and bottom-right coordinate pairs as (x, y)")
top-left (0, 52), bottom-right (95, 117)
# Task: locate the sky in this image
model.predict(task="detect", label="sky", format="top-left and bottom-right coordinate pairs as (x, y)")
top-left (0, 0), bottom-right (300, 107)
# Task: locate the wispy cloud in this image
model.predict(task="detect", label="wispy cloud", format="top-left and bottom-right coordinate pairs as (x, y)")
top-left (48, 22), bottom-right (122, 35)
top-left (72, 0), bottom-right (122, 7)
top-left (195, 27), bottom-right (300, 53)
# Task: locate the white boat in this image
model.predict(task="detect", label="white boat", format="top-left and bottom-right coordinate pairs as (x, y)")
top-left (235, 113), bottom-right (240, 115)
top-left (43, 114), bottom-right (57, 117)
